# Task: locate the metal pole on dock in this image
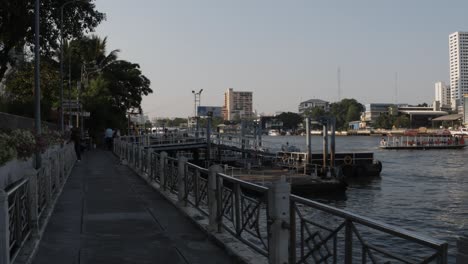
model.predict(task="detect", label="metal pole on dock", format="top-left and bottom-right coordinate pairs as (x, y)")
top-left (330, 117), bottom-right (336, 168)
top-left (241, 120), bottom-right (246, 159)
top-left (207, 116), bottom-right (212, 160)
top-left (305, 117), bottom-right (311, 164)
top-left (322, 121), bottom-right (328, 170)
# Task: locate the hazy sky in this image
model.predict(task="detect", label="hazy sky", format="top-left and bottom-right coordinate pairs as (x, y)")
top-left (94, 0), bottom-right (468, 118)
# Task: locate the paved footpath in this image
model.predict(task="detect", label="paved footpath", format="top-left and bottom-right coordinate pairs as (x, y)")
top-left (33, 150), bottom-right (236, 264)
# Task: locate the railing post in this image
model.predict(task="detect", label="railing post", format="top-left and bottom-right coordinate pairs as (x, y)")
top-left (345, 220), bottom-right (353, 264)
top-left (160, 152), bottom-right (167, 190)
top-left (208, 165), bottom-right (223, 233)
top-left (44, 161), bottom-right (52, 204)
top-left (177, 157), bottom-right (188, 206)
top-left (268, 176), bottom-right (290, 264)
top-left (194, 170), bottom-right (200, 207)
top-left (146, 148), bottom-right (151, 177)
top-left (234, 183), bottom-right (241, 235)
top-left (139, 146), bottom-right (144, 172)
top-left (27, 168), bottom-right (39, 235)
top-left (0, 189), bottom-right (10, 264)
top-left (457, 236), bottom-right (468, 264)
top-left (289, 200), bottom-right (296, 264)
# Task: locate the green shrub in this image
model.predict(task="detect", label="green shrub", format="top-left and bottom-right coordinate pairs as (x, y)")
top-left (10, 129), bottom-right (36, 160)
top-left (0, 133), bottom-right (17, 165)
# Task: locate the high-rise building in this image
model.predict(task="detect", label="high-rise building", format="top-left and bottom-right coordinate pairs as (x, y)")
top-left (434, 81), bottom-right (451, 107)
top-left (222, 88), bottom-right (253, 120)
top-left (449, 32), bottom-right (468, 109)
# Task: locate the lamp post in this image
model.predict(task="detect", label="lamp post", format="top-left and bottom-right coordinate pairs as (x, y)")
top-left (191, 89), bottom-right (203, 136)
top-left (34, 0), bottom-right (41, 168)
top-left (191, 89), bottom-right (203, 116)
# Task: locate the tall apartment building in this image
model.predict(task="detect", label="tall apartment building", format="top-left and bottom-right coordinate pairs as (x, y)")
top-left (449, 32), bottom-right (468, 109)
top-left (434, 81), bottom-right (451, 107)
top-left (222, 88), bottom-right (253, 120)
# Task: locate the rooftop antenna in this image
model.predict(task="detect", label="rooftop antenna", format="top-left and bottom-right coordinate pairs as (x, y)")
top-left (337, 66), bottom-right (341, 101)
top-left (394, 72), bottom-right (398, 105)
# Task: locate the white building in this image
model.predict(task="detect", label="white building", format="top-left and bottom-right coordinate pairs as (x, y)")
top-left (434, 81), bottom-right (451, 107)
top-left (449, 32), bottom-right (468, 109)
top-left (298, 99), bottom-right (330, 115)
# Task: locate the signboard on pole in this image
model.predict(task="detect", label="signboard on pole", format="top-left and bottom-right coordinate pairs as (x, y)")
top-left (197, 106), bottom-right (222, 117)
top-left (64, 111), bottom-right (90, 117)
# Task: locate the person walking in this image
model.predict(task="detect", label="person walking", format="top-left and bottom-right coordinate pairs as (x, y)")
top-left (105, 127), bottom-right (114, 150)
top-left (70, 126), bottom-right (81, 161)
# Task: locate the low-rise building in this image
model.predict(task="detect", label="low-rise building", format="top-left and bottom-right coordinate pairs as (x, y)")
top-left (298, 99), bottom-right (329, 115)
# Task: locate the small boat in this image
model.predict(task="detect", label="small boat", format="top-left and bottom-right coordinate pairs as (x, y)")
top-left (268, 129), bottom-right (280, 136)
top-left (379, 134), bottom-right (466, 150)
top-left (281, 143), bottom-right (300, 152)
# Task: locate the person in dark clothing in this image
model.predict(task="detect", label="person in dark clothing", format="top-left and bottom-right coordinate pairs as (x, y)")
top-left (70, 126), bottom-right (81, 161)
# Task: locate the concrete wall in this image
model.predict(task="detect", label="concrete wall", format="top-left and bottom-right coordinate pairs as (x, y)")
top-left (0, 112), bottom-right (58, 131)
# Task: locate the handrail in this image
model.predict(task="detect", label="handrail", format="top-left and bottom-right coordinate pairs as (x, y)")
top-left (5, 178), bottom-right (29, 196)
top-left (290, 194), bottom-right (446, 249)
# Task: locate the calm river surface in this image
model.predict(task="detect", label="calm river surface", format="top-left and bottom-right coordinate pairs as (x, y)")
top-left (263, 135), bottom-right (468, 259)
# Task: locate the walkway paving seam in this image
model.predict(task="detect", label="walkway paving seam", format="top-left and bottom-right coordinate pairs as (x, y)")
top-left (31, 150), bottom-right (238, 264)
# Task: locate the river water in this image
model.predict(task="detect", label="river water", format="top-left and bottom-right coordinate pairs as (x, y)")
top-left (262, 135), bottom-right (468, 260)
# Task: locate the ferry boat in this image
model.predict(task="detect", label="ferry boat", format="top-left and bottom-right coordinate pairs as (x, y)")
top-left (379, 134), bottom-right (466, 150)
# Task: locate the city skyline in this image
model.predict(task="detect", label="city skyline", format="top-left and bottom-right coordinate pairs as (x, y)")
top-left (94, 0), bottom-right (468, 118)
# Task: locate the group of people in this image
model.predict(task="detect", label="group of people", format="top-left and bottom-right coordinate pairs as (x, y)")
top-left (67, 126), bottom-right (121, 162)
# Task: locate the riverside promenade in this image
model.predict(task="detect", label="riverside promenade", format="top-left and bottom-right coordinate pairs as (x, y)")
top-left (32, 150), bottom-right (235, 264)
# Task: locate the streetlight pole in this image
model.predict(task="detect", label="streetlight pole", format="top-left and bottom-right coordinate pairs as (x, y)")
top-left (192, 89), bottom-right (203, 136)
top-left (34, 0), bottom-right (41, 169)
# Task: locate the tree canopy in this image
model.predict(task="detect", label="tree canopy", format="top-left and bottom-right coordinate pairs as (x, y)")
top-left (276, 112), bottom-right (303, 131)
top-left (0, 0), bottom-right (105, 80)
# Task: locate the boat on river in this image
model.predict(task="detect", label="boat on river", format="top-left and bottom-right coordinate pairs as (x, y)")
top-left (379, 134), bottom-right (466, 150)
top-left (268, 129), bottom-right (280, 136)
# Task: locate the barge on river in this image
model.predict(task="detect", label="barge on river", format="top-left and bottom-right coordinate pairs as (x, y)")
top-left (379, 134), bottom-right (466, 150)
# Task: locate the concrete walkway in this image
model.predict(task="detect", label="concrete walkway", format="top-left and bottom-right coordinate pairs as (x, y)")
top-left (32, 150), bottom-right (236, 264)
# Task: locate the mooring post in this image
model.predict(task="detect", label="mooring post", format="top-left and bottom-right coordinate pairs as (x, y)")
top-left (457, 235), bottom-right (468, 264)
top-left (177, 156), bottom-right (188, 206)
top-left (208, 165), bottom-right (223, 232)
top-left (268, 176), bottom-right (290, 264)
top-left (305, 117), bottom-right (311, 164)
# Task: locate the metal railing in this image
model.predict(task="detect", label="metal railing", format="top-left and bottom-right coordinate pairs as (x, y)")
top-left (6, 179), bottom-right (31, 261)
top-left (114, 138), bottom-right (449, 264)
top-left (1, 143), bottom-right (77, 264)
top-left (290, 195), bottom-right (448, 264)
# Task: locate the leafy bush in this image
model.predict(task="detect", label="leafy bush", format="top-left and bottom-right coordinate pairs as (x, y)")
top-left (0, 128), bottom-right (65, 166)
top-left (10, 129), bottom-right (36, 160)
top-left (0, 133), bottom-right (17, 165)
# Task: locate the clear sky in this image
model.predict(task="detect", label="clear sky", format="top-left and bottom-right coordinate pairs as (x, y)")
top-left (94, 0), bottom-right (468, 118)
